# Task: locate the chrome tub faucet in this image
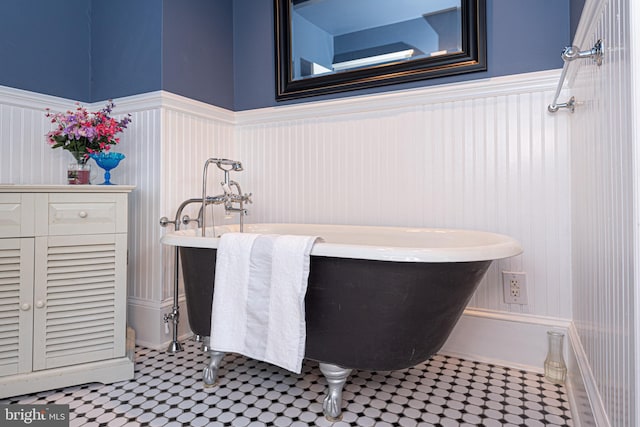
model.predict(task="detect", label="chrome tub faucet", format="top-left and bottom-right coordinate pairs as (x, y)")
top-left (158, 158), bottom-right (252, 353)
top-left (201, 158), bottom-right (252, 234)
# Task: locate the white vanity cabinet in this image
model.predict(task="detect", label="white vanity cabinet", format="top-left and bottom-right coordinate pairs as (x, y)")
top-left (0, 185), bottom-right (135, 398)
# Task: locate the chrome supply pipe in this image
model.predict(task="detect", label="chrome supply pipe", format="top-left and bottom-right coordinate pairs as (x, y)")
top-left (162, 247), bottom-right (183, 353)
top-left (158, 159), bottom-right (251, 354)
top-left (159, 197), bottom-right (208, 354)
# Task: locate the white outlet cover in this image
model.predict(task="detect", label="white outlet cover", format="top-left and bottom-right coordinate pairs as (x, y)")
top-left (502, 271), bottom-right (528, 304)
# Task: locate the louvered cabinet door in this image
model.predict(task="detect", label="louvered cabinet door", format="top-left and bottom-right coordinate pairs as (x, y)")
top-left (0, 238), bottom-right (34, 377)
top-left (32, 233), bottom-right (127, 371)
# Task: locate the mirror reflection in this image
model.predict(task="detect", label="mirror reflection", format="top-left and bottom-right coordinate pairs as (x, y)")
top-left (291, 0), bottom-right (462, 80)
top-left (276, 0), bottom-right (486, 100)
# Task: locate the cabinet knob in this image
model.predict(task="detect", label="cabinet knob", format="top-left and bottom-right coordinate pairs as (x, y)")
top-left (78, 211), bottom-right (88, 218)
top-left (21, 303), bottom-right (31, 311)
top-left (35, 300), bottom-right (46, 309)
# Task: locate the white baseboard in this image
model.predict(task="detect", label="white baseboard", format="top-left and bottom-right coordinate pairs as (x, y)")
top-left (444, 309), bottom-right (605, 426)
top-left (442, 308), bottom-right (571, 373)
top-left (127, 296), bottom-right (192, 350)
top-left (566, 323), bottom-right (608, 427)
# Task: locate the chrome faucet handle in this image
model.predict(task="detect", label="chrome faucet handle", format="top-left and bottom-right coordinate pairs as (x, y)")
top-left (181, 215), bottom-right (200, 225)
top-left (243, 193), bottom-right (253, 204)
top-left (159, 216), bottom-right (175, 228)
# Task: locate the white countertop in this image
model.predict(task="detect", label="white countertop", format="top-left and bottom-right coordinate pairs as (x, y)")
top-left (0, 184), bottom-right (135, 193)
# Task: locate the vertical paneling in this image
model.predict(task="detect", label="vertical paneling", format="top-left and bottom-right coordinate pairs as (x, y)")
top-left (236, 78), bottom-right (572, 319)
top-left (1, 71), bottom-right (573, 348)
top-left (0, 104), bottom-right (72, 186)
top-left (108, 99), bottom-right (235, 304)
top-left (571, 0), bottom-right (636, 425)
top-left (160, 108), bottom-right (235, 300)
top-left (116, 108), bottom-right (163, 303)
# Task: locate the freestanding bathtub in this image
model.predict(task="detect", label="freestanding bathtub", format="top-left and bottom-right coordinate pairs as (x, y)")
top-left (161, 223), bottom-right (522, 419)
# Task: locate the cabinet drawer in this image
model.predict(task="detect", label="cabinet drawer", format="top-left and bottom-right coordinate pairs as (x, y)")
top-left (0, 194), bottom-right (35, 237)
top-left (45, 193), bottom-right (128, 236)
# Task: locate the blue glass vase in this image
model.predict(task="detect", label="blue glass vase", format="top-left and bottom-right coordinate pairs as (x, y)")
top-left (89, 152), bottom-right (125, 185)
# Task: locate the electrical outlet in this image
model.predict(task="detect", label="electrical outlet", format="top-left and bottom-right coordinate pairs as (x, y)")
top-left (503, 271), bottom-right (528, 304)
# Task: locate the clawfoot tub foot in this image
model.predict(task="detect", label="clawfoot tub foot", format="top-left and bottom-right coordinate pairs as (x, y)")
top-left (202, 338), bottom-right (226, 386)
top-left (319, 363), bottom-right (352, 421)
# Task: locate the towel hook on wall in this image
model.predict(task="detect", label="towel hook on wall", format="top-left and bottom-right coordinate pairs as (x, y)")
top-left (548, 39), bottom-right (603, 113)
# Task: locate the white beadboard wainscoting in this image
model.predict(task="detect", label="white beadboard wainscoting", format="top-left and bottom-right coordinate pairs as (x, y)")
top-left (566, 0), bottom-right (640, 426)
top-left (235, 71), bottom-right (572, 322)
top-left (0, 68), bottom-right (585, 413)
top-left (0, 87), bottom-right (237, 347)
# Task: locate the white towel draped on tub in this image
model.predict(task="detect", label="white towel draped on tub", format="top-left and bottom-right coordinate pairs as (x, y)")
top-left (209, 232), bottom-right (321, 374)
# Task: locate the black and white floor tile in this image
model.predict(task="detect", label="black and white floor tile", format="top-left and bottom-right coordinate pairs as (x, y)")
top-left (2, 339), bottom-right (573, 426)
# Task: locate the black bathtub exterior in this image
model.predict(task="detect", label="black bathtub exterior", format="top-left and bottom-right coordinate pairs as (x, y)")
top-left (180, 246), bottom-right (491, 372)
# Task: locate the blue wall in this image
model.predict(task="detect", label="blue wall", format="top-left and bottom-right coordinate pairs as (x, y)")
top-left (0, 0), bottom-right (582, 111)
top-left (0, 0), bottom-right (92, 102)
top-left (232, 0), bottom-right (275, 112)
top-left (91, 0), bottom-right (162, 103)
top-left (163, 0), bottom-right (234, 110)
top-left (488, 0), bottom-right (569, 77)
top-left (570, 0), bottom-right (586, 41)
top-left (93, 0), bottom-right (234, 109)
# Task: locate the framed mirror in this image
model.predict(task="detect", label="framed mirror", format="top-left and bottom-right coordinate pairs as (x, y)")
top-left (275, 0), bottom-right (486, 100)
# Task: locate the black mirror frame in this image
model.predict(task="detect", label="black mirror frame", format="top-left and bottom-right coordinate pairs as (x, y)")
top-left (275, 0), bottom-right (487, 101)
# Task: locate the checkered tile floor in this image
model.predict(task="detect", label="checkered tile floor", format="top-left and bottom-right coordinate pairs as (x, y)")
top-left (2, 339), bottom-right (573, 426)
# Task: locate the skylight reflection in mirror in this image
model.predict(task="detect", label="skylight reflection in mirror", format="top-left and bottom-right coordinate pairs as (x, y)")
top-left (291, 0), bottom-right (462, 80)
